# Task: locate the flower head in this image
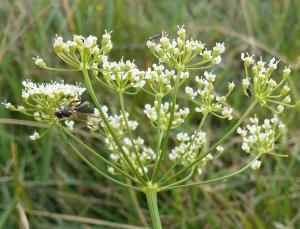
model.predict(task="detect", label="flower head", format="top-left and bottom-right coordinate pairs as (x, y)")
top-left (241, 55), bottom-right (293, 113)
top-left (238, 115), bottom-right (285, 154)
top-left (146, 26), bottom-right (224, 70)
top-left (169, 130), bottom-right (212, 174)
top-left (101, 59), bottom-right (145, 91)
top-left (49, 33), bottom-right (113, 69)
top-left (144, 101), bottom-right (189, 130)
top-left (187, 71), bottom-right (234, 120)
top-left (144, 64), bottom-right (189, 95)
top-left (7, 80), bottom-right (86, 125)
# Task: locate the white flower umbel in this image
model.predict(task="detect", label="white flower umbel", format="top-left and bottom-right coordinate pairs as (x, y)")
top-left (187, 71), bottom-right (234, 120)
top-left (241, 54), bottom-right (294, 113)
top-left (5, 80), bottom-right (86, 125)
top-left (237, 115), bottom-right (285, 157)
top-left (101, 59), bottom-right (145, 91)
top-left (37, 32), bottom-right (113, 70)
top-left (22, 80), bottom-right (85, 100)
top-left (146, 25), bottom-right (224, 70)
top-left (144, 101), bottom-right (189, 130)
top-left (169, 131), bottom-right (212, 172)
top-left (144, 64), bottom-right (189, 95)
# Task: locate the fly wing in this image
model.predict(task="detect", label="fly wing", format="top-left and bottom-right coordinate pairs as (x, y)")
top-left (71, 112), bottom-right (91, 122)
top-left (74, 101), bottom-right (91, 111)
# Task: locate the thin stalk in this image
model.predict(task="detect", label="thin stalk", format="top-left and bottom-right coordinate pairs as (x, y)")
top-left (151, 95), bottom-right (163, 180)
top-left (59, 129), bottom-right (141, 191)
top-left (160, 153), bottom-right (262, 191)
top-left (152, 71), bottom-right (181, 181)
top-left (164, 100), bottom-right (257, 183)
top-left (61, 125), bottom-right (141, 184)
top-left (158, 113), bottom-right (207, 184)
top-left (119, 91), bottom-right (148, 180)
top-left (145, 191), bottom-right (162, 229)
top-left (82, 69), bottom-right (145, 184)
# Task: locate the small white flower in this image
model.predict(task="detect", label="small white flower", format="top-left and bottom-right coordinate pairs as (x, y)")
top-left (83, 35), bottom-right (97, 49)
top-left (33, 56), bottom-right (46, 68)
top-left (185, 86), bottom-right (196, 99)
top-left (216, 145), bottom-right (224, 153)
top-left (17, 105), bottom-right (25, 111)
top-left (107, 167), bottom-right (115, 174)
top-left (102, 31), bottom-right (112, 44)
top-left (268, 57), bottom-right (279, 70)
top-left (251, 160), bottom-right (261, 170)
top-left (277, 105), bottom-right (284, 113)
top-left (283, 96), bottom-right (291, 104)
top-left (222, 107), bottom-right (233, 120)
top-left (213, 42), bottom-right (225, 55)
top-left (29, 131), bottom-right (40, 141)
top-left (204, 71), bottom-right (216, 81)
top-left (53, 35), bottom-right (64, 50)
top-left (242, 78), bottom-right (250, 89)
top-left (228, 82), bottom-right (235, 91)
top-left (177, 132), bottom-right (190, 142)
top-left (197, 168), bottom-right (203, 175)
top-left (242, 142), bottom-right (251, 153)
top-left (177, 25), bottom-right (186, 40)
top-left (93, 108), bottom-right (100, 117)
top-left (2, 102), bottom-right (14, 110)
top-left (283, 66), bottom-right (291, 77)
top-left (65, 120), bottom-right (75, 131)
top-left (241, 52), bottom-right (255, 66)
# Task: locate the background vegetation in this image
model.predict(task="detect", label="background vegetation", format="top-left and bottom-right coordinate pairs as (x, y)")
top-left (0, 0), bottom-right (299, 228)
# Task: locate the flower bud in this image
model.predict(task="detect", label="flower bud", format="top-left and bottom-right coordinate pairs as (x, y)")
top-left (102, 31), bottom-right (112, 46)
top-left (29, 131), bottom-right (40, 141)
top-left (251, 160), bottom-right (261, 170)
top-left (33, 57), bottom-right (46, 68)
top-left (177, 25), bottom-right (186, 41)
top-left (103, 41), bottom-right (113, 54)
top-left (53, 36), bottom-right (64, 53)
top-left (283, 66), bottom-right (291, 78)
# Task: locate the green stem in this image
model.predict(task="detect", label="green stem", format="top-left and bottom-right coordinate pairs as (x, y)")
top-left (82, 68), bottom-right (145, 184)
top-left (158, 113), bottom-right (207, 185)
top-left (145, 191), bottom-right (162, 229)
top-left (119, 91), bottom-right (148, 179)
top-left (59, 128), bottom-right (140, 191)
top-left (151, 95), bottom-right (163, 180)
top-left (61, 125), bottom-right (140, 184)
top-left (160, 153), bottom-right (262, 191)
top-left (152, 71), bottom-right (181, 181)
top-left (164, 100), bottom-right (257, 183)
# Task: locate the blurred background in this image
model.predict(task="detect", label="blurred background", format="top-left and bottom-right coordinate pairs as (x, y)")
top-left (0, 0), bottom-right (300, 228)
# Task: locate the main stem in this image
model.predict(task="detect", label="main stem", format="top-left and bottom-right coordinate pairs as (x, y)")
top-left (145, 191), bottom-right (162, 229)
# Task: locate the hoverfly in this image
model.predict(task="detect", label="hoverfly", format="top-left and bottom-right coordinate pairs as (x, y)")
top-left (55, 100), bottom-right (90, 119)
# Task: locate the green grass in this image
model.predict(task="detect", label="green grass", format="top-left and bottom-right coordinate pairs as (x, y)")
top-left (0, 0), bottom-right (299, 228)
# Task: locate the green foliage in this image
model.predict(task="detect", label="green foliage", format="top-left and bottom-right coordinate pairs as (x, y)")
top-left (0, 0), bottom-right (299, 228)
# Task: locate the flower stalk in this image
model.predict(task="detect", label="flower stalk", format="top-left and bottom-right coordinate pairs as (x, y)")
top-left (145, 191), bottom-right (162, 229)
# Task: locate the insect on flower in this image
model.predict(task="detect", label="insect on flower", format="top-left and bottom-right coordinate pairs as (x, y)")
top-left (55, 100), bottom-right (90, 119)
top-left (149, 33), bottom-right (161, 41)
top-left (246, 77), bottom-right (254, 98)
